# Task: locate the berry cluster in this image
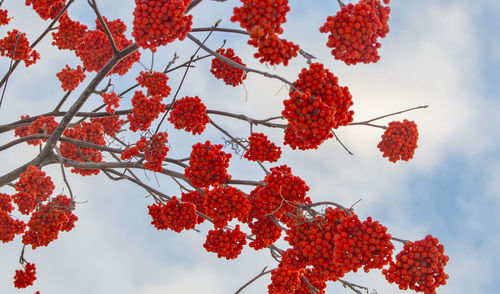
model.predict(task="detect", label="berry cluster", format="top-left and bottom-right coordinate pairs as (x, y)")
top-left (121, 132), bottom-right (169, 172)
top-left (56, 65), bottom-right (86, 92)
top-left (283, 63), bottom-right (353, 150)
top-left (249, 165), bottom-right (310, 221)
top-left (184, 141), bottom-right (232, 189)
top-left (248, 216), bottom-right (282, 250)
top-left (148, 197), bottom-right (197, 232)
top-left (244, 132), bottom-right (281, 162)
top-left (25, 0), bottom-right (65, 20)
top-left (168, 96), bottom-right (210, 135)
top-left (203, 225), bottom-right (246, 260)
top-left (76, 18), bottom-right (140, 75)
top-left (13, 165), bottom-right (55, 215)
top-left (22, 195), bottom-right (77, 249)
top-left (294, 268), bottom-right (327, 294)
top-left (52, 13), bottom-right (87, 51)
top-left (0, 9), bottom-right (12, 26)
top-left (101, 92), bottom-right (120, 114)
top-left (136, 71), bottom-right (171, 98)
top-left (319, 0), bottom-right (391, 65)
top-left (127, 91), bottom-right (166, 132)
top-left (13, 263), bottom-right (36, 288)
top-left (0, 29), bottom-right (40, 67)
top-left (60, 121), bottom-right (106, 176)
top-left (210, 48), bottom-right (247, 87)
top-left (90, 116), bottom-right (124, 137)
top-left (181, 191), bottom-right (206, 224)
top-left (204, 185), bottom-right (251, 229)
top-left (383, 235), bottom-right (449, 294)
top-left (132, 0), bottom-right (193, 51)
top-left (0, 193), bottom-right (13, 213)
top-left (377, 119), bottom-right (419, 162)
top-left (16, 115), bottom-right (58, 146)
top-left (0, 209), bottom-right (25, 243)
top-left (247, 34), bottom-right (299, 66)
top-left (268, 265), bottom-right (302, 294)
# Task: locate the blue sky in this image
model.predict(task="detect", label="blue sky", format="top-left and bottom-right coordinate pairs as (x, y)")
top-left (0, 0), bottom-right (499, 293)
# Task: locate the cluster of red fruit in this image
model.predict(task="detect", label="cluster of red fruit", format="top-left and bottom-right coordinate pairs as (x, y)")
top-left (0, 9), bottom-right (11, 25)
top-left (184, 141), bottom-right (232, 188)
top-left (231, 0), bottom-right (299, 65)
top-left (25, 0), bottom-right (65, 20)
top-left (56, 65), bottom-right (86, 92)
top-left (121, 132), bottom-right (170, 172)
top-left (244, 132), bottom-right (281, 162)
top-left (377, 119), bottom-right (419, 162)
top-left (14, 115), bottom-right (58, 146)
top-left (13, 263), bottom-right (36, 289)
top-left (13, 165), bottom-right (55, 215)
top-left (180, 191), bottom-right (206, 224)
top-left (132, 0), bottom-right (193, 51)
top-left (75, 17), bottom-right (141, 75)
top-left (60, 121), bottom-right (106, 176)
top-left (168, 96), bottom-right (210, 135)
top-left (283, 63), bottom-right (353, 150)
top-left (127, 91), bottom-right (166, 132)
top-left (247, 216), bottom-right (282, 250)
top-left (148, 197), bottom-right (197, 232)
top-left (101, 92), bottom-right (120, 114)
top-left (90, 116), bottom-right (124, 137)
top-left (203, 225), bottom-right (247, 260)
top-left (52, 13), bottom-right (88, 51)
top-left (383, 235), bottom-right (449, 294)
top-left (319, 0), bottom-right (391, 65)
top-left (0, 29), bottom-right (40, 67)
top-left (210, 48), bottom-right (247, 87)
top-left (136, 71), bottom-right (171, 97)
top-left (204, 185), bottom-right (251, 229)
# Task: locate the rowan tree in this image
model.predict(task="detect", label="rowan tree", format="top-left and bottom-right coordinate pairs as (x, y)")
top-left (0, 0), bottom-right (448, 293)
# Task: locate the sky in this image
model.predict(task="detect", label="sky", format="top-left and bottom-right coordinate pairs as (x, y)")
top-left (0, 0), bottom-right (499, 293)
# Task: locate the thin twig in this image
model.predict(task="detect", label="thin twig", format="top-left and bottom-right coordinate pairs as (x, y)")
top-left (234, 267), bottom-right (275, 294)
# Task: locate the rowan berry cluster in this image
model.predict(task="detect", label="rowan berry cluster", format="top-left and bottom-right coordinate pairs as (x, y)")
top-left (132, 0), bottom-right (193, 51)
top-left (231, 0), bottom-right (299, 65)
top-left (249, 165), bottom-right (310, 221)
top-left (294, 268), bottom-right (327, 294)
top-left (181, 191), bottom-right (206, 224)
top-left (0, 29), bottom-right (40, 67)
top-left (283, 63), bottom-right (353, 150)
top-left (148, 197), bottom-right (197, 232)
top-left (52, 13), bottom-right (88, 51)
top-left (15, 115), bottom-right (58, 146)
top-left (22, 195), bottom-right (77, 249)
top-left (377, 119), bottom-right (419, 162)
top-left (60, 121), bottom-right (106, 176)
top-left (127, 91), bottom-right (166, 132)
top-left (383, 235), bottom-right (449, 294)
top-left (90, 116), bottom-right (124, 137)
top-left (14, 115), bottom-right (31, 138)
top-left (248, 216), bottom-right (282, 250)
top-left (0, 209), bottom-right (25, 243)
top-left (203, 225), bottom-right (246, 260)
top-left (101, 92), bottom-right (120, 114)
top-left (210, 48), bottom-right (247, 87)
top-left (268, 265), bottom-right (302, 294)
top-left (0, 9), bottom-right (12, 25)
top-left (136, 71), bottom-right (171, 97)
top-left (121, 132), bottom-right (169, 172)
top-left (0, 193), bottom-right (13, 213)
top-left (13, 262), bottom-right (36, 288)
top-left (184, 141), bottom-right (231, 189)
top-left (168, 96), bottom-right (210, 135)
top-left (244, 132), bottom-right (281, 162)
top-left (76, 18), bottom-right (140, 75)
top-left (56, 65), bottom-right (86, 92)
top-left (25, 0), bottom-right (65, 20)
top-left (13, 165), bottom-right (55, 215)
top-left (319, 0), bottom-right (391, 65)
top-left (204, 185), bottom-right (251, 229)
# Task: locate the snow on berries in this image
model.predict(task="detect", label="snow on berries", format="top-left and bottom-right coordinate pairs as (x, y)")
top-left (184, 141), bottom-right (231, 189)
top-left (283, 63), bottom-right (354, 150)
top-left (210, 48), bottom-right (247, 87)
top-left (319, 0), bottom-right (391, 65)
top-left (244, 132), bottom-right (281, 162)
top-left (168, 96), bottom-right (210, 135)
top-left (13, 262), bottom-right (36, 288)
top-left (57, 65), bottom-right (86, 92)
top-left (377, 119), bottom-right (419, 162)
top-left (127, 91), bottom-right (166, 132)
top-left (0, 30), bottom-right (40, 67)
top-left (132, 0), bottom-right (193, 51)
top-left (136, 71), bottom-right (171, 98)
top-left (383, 235), bottom-right (449, 294)
top-left (148, 197), bottom-right (197, 232)
top-left (203, 225), bottom-right (247, 260)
